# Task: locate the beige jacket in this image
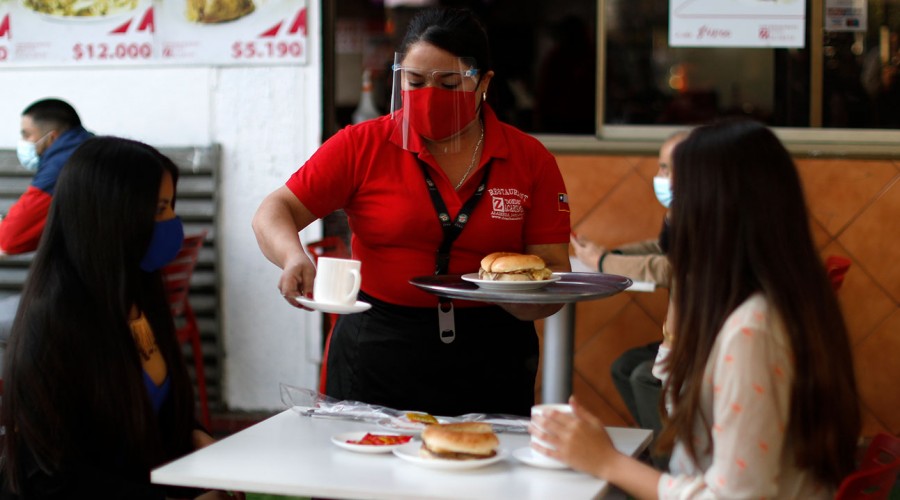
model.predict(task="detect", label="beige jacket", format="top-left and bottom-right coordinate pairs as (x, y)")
top-left (600, 239), bottom-right (672, 288)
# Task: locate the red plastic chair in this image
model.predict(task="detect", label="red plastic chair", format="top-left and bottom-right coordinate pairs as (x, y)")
top-left (305, 236), bottom-right (350, 394)
top-left (826, 255), bottom-right (852, 292)
top-left (835, 433), bottom-right (900, 499)
top-left (162, 231), bottom-right (211, 429)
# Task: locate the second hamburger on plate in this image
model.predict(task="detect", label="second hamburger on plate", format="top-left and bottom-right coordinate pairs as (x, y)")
top-left (420, 422), bottom-right (499, 460)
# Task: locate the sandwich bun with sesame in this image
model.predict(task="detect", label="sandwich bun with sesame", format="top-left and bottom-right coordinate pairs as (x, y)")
top-left (478, 252), bottom-right (553, 281)
top-left (419, 422), bottom-right (499, 460)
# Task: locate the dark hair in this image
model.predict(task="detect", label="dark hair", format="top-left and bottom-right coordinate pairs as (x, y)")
top-left (658, 119), bottom-right (860, 487)
top-left (22, 98), bottom-right (82, 131)
top-left (399, 7), bottom-right (492, 73)
top-left (1, 137), bottom-right (193, 493)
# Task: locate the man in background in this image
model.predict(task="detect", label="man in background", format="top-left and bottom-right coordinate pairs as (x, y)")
top-left (1, 98), bottom-right (93, 255)
top-left (1, 98), bottom-right (93, 355)
top-left (570, 131), bottom-right (687, 451)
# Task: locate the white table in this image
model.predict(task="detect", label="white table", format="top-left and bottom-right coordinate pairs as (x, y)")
top-left (152, 409), bottom-right (653, 499)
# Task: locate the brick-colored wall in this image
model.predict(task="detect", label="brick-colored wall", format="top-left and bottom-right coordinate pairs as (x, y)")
top-left (537, 153), bottom-right (900, 438)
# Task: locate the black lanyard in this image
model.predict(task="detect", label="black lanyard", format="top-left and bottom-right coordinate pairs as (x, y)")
top-left (419, 158), bottom-right (492, 275)
top-left (419, 157), bottom-right (492, 344)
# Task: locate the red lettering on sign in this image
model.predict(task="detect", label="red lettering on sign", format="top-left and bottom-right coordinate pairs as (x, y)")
top-left (697, 25), bottom-right (731, 40)
top-left (259, 21), bottom-right (282, 38)
top-left (137, 7), bottom-right (155, 33)
top-left (288, 8), bottom-right (307, 35)
top-left (0, 14), bottom-right (11, 39)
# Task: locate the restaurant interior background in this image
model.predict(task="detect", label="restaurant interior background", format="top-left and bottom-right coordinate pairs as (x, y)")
top-left (1, 0), bottom-right (898, 439)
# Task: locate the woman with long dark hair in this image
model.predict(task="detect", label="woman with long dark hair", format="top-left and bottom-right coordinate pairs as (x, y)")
top-left (532, 120), bottom-right (860, 498)
top-left (1, 137), bottom-right (223, 498)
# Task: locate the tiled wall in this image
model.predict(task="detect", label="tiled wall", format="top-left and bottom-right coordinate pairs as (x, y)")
top-left (536, 153), bottom-right (900, 438)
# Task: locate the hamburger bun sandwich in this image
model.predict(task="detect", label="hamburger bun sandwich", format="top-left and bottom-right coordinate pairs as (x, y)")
top-left (420, 422), bottom-right (499, 460)
top-left (478, 252), bottom-right (553, 281)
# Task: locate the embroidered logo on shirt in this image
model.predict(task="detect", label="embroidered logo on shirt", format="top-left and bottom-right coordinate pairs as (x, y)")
top-left (488, 187), bottom-right (528, 221)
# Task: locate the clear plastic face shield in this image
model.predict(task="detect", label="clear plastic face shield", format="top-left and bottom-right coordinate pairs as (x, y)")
top-left (390, 52), bottom-right (481, 154)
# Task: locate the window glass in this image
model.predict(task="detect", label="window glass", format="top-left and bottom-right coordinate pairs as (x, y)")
top-left (605, 0), bottom-right (810, 127)
top-left (605, 0), bottom-right (900, 129)
top-left (333, 0), bottom-right (900, 134)
top-left (334, 0), bottom-right (597, 134)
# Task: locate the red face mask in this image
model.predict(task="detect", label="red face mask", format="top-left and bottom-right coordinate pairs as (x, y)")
top-left (403, 87), bottom-right (477, 141)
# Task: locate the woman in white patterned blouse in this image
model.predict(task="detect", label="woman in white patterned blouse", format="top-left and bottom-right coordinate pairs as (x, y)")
top-left (531, 119), bottom-right (860, 499)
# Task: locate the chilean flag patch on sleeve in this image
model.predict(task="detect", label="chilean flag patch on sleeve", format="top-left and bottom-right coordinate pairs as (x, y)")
top-left (558, 193), bottom-right (570, 212)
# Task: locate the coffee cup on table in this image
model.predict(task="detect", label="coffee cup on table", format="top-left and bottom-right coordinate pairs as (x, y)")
top-left (313, 257), bottom-right (361, 305)
top-left (530, 403), bottom-right (574, 467)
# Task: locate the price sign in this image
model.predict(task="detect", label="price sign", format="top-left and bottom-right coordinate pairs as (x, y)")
top-left (2, 0), bottom-right (308, 67)
top-left (72, 41), bottom-right (153, 62)
top-left (10, 1), bottom-right (154, 66)
top-left (670, 0), bottom-right (806, 48)
top-left (158, 0), bottom-right (307, 66)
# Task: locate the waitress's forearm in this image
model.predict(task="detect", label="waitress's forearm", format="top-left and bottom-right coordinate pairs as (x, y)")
top-left (252, 187), bottom-right (316, 268)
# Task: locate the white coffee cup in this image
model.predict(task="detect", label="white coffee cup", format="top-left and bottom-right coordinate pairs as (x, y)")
top-left (313, 257), bottom-right (361, 305)
top-left (530, 403), bottom-right (574, 467)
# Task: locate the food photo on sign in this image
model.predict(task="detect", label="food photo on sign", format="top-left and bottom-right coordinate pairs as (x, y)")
top-left (185, 0), bottom-right (255, 24)
top-left (20, 0), bottom-right (145, 19)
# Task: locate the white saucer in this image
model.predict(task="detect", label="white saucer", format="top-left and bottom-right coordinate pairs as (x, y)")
top-left (512, 447), bottom-right (569, 469)
top-left (296, 296), bottom-right (371, 314)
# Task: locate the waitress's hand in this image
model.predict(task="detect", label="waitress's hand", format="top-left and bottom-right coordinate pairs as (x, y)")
top-left (278, 251), bottom-right (316, 309)
top-left (497, 242), bottom-right (569, 320)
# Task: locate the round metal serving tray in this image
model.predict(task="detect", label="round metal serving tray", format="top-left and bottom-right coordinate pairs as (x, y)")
top-left (410, 272), bottom-right (632, 304)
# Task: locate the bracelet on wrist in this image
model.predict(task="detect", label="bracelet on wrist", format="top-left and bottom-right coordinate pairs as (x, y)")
top-left (598, 252), bottom-right (609, 272)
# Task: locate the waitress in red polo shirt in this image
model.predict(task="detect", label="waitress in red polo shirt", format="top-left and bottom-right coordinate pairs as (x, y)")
top-left (253, 7), bottom-right (571, 417)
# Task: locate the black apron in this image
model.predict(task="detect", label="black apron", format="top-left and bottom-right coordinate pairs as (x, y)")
top-left (325, 291), bottom-right (538, 417)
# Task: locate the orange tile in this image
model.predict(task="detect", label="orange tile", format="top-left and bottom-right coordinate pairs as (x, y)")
top-left (573, 293), bottom-right (630, 350)
top-left (635, 156), bottom-right (662, 184)
top-left (852, 309), bottom-right (900, 435)
top-left (810, 217), bottom-right (832, 250)
top-left (575, 172), bottom-right (667, 249)
top-left (573, 371), bottom-right (631, 427)
top-left (795, 159), bottom-right (898, 236)
top-left (631, 289), bottom-right (671, 324)
top-left (557, 155), bottom-right (634, 227)
top-left (838, 178), bottom-right (900, 304)
top-left (574, 302), bottom-right (662, 409)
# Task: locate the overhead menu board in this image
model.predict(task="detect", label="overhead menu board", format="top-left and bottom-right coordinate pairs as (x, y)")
top-left (0, 0), bottom-right (308, 67)
top-left (669, 0), bottom-right (806, 48)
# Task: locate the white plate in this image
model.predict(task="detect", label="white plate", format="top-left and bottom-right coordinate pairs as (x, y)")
top-left (296, 296), bottom-right (371, 314)
top-left (461, 273), bottom-right (561, 291)
top-left (330, 431), bottom-right (415, 454)
top-left (512, 446), bottom-right (569, 469)
top-left (376, 415), bottom-right (456, 434)
top-left (392, 442), bottom-right (508, 470)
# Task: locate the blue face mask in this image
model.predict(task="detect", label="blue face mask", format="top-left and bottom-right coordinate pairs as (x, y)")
top-left (16, 139), bottom-right (40, 172)
top-left (653, 176), bottom-right (673, 208)
top-left (140, 216), bottom-right (184, 272)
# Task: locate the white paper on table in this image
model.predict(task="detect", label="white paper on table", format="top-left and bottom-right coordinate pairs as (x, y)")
top-left (627, 281), bottom-right (656, 293)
